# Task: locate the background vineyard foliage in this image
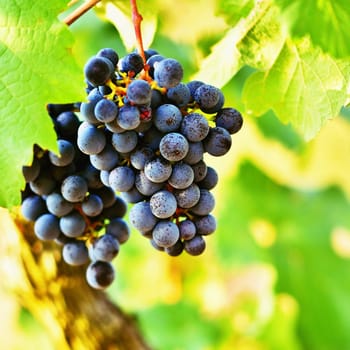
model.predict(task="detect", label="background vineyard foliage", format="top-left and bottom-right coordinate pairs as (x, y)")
top-left (1, 0), bottom-right (350, 349)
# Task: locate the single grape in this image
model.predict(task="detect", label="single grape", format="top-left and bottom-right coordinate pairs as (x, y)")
top-left (94, 99), bottom-right (119, 123)
top-left (154, 58), bottom-right (183, 88)
top-left (184, 235), bottom-right (206, 256)
top-left (109, 166), bottom-right (135, 192)
top-left (174, 183), bottom-right (200, 209)
top-left (59, 211), bottom-right (86, 238)
top-left (97, 47), bottom-right (119, 67)
top-left (46, 192), bottom-right (74, 217)
top-left (135, 171), bottom-right (164, 196)
top-left (111, 130), bottom-right (138, 153)
top-left (34, 213), bottom-right (61, 241)
top-left (165, 240), bottom-right (184, 256)
top-left (127, 79), bottom-right (152, 105)
top-left (105, 218), bottom-right (130, 244)
top-left (181, 113), bottom-right (209, 142)
top-left (178, 219), bottom-right (196, 240)
top-left (154, 104), bottom-right (182, 133)
top-left (80, 100), bottom-right (102, 125)
top-left (129, 201), bottom-right (158, 233)
top-left (159, 132), bottom-right (189, 162)
top-left (144, 157), bottom-right (172, 183)
top-left (89, 145), bottom-right (120, 171)
top-left (168, 163), bottom-right (194, 189)
top-left (49, 139), bottom-right (75, 167)
top-left (194, 214), bottom-right (216, 235)
top-left (84, 56), bottom-right (114, 86)
top-left (197, 166), bottom-right (218, 190)
top-left (21, 195), bottom-right (47, 221)
top-left (166, 83), bottom-right (191, 107)
top-left (152, 220), bottom-right (180, 248)
top-left (54, 111), bottom-right (80, 138)
top-left (120, 52), bottom-right (144, 75)
top-left (81, 164), bottom-right (104, 189)
top-left (77, 122), bottom-right (106, 155)
top-left (190, 189), bottom-right (215, 216)
top-left (91, 234), bottom-right (120, 262)
top-left (215, 107), bottom-right (243, 134)
top-left (150, 190), bottom-right (177, 219)
top-left (81, 194), bottom-right (104, 217)
top-left (117, 105), bottom-right (141, 130)
top-left (86, 260), bottom-right (115, 290)
top-left (130, 147), bottom-right (154, 170)
top-left (203, 126), bottom-right (232, 156)
top-left (62, 241), bottom-right (89, 266)
top-left (194, 84), bottom-right (224, 112)
top-left (192, 160), bottom-right (207, 182)
top-left (29, 174), bottom-right (56, 196)
top-left (183, 142), bottom-right (204, 165)
top-left (61, 175), bottom-right (88, 202)
top-left (100, 170), bottom-right (110, 187)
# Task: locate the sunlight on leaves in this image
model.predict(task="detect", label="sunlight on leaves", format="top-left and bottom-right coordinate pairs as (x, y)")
top-left (0, 0), bottom-right (84, 207)
top-left (243, 37), bottom-right (350, 140)
top-left (275, 0), bottom-right (350, 58)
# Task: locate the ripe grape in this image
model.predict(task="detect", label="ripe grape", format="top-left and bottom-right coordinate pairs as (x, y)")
top-left (86, 260), bottom-right (115, 290)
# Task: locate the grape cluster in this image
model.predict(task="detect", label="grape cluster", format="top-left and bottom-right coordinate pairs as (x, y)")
top-left (21, 104), bottom-right (129, 290)
top-left (78, 48), bottom-right (242, 257)
top-left (21, 47), bottom-right (243, 289)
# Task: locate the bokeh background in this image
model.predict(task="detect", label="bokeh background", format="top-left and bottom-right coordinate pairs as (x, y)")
top-left (1, 1), bottom-right (350, 349)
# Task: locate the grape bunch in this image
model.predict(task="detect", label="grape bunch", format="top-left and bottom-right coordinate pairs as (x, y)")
top-left (78, 48), bottom-right (243, 256)
top-left (21, 47), bottom-right (243, 289)
top-left (21, 104), bottom-right (130, 290)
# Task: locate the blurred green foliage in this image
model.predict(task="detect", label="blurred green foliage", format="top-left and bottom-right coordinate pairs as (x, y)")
top-left (2, 0), bottom-right (350, 349)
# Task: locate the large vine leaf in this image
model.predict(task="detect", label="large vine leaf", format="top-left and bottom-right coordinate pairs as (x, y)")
top-left (0, 0), bottom-right (85, 208)
top-left (242, 37), bottom-right (350, 140)
top-left (193, 0), bottom-right (350, 140)
top-left (274, 0), bottom-right (350, 58)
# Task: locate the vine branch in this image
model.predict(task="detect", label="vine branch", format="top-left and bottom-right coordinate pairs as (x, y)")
top-left (130, 0), bottom-right (146, 63)
top-left (63, 0), bottom-right (101, 26)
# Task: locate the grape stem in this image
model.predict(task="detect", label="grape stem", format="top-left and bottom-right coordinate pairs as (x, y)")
top-left (63, 0), bottom-right (101, 26)
top-left (130, 0), bottom-right (146, 63)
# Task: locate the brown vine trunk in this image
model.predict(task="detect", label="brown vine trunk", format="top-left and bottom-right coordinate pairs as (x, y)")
top-left (0, 208), bottom-right (151, 350)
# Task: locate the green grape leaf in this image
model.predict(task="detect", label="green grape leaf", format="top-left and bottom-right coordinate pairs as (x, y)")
top-left (99, 0), bottom-right (157, 51)
top-left (275, 0), bottom-right (350, 58)
top-left (192, 0), bottom-right (285, 87)
top-left (0, 0), bottom-right (85, 208)
top-left (216, 0), bottom-right (255, 26)
top-left (242, 37), bottom-right (350, 140)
